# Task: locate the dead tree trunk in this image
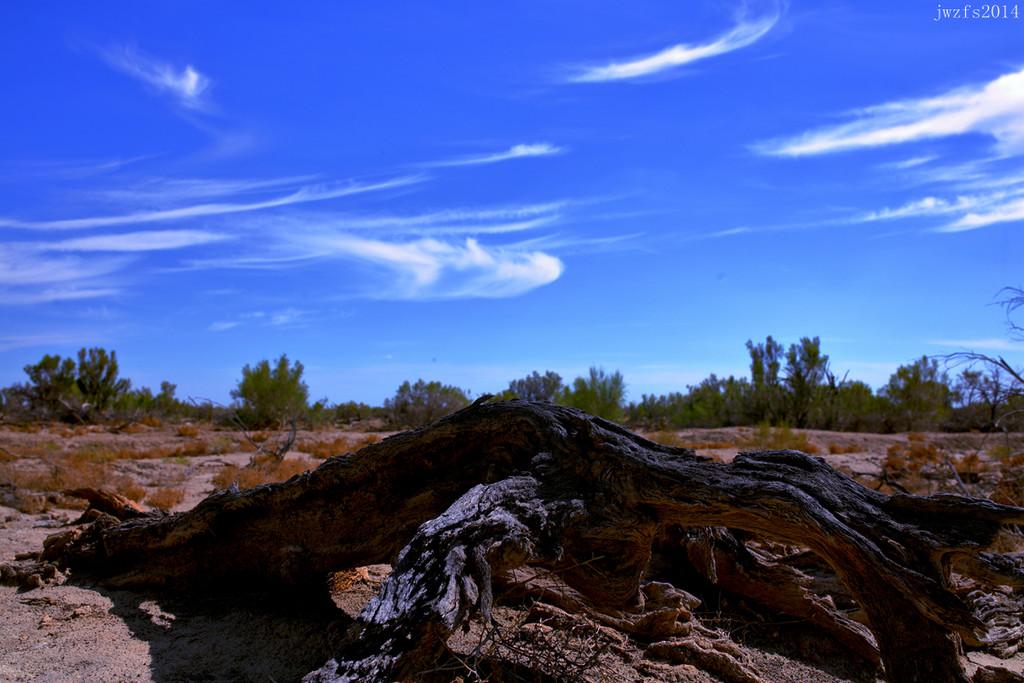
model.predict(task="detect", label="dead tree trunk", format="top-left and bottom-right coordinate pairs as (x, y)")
top-left (5, 399), bottom-right (1024, 682)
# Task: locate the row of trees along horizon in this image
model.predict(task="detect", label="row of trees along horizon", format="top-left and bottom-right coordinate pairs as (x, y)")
top-left (2, 335), bottom-right (1021, 434)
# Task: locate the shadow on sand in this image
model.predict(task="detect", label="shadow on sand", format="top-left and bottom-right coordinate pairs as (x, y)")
top-left (93, 584), bottom-right (351, 683)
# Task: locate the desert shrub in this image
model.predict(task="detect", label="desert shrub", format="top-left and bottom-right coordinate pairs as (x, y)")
top-left (783, 336), bottom-right (830, 428)
top-left (332, 401), bottom-right (383, 425)
top-left (297, 434), bottom-right (381, 459)
top-left (740, 423), bottom-right (820, 454)
top-left (746, 336), bottom-right (785, 424)
top-left (231, 354), bottom-right (310, 429)
top-left (20, 354), bottom-right (78, 419)
top-left (212, 455), bottom-right (316, 490)
top-left (385, 379), bottom-right (470, 428)
top-left (507, 371), bottom-right (563, 402)
top-left (833, 380), bottom-right (887, 432)
top-left (13, 347), bottom-right (132, 422)
top-left (146, 486), bottom-right (185, 511)
top-left (297, 435), bottom-right (351, 459)
top-left (115, 478), bottom-right (147, 502)
top-left (305, 398), bottom-right (333, 430)
top-left (559, 367), bottom-right (625, 421)
top-left (992, 454), bottom-right (1024, 506)
top-left (74, 347), bottom-right (131, 413)
top-left (628, 375), bottom-right (749, 430)
top-left (881, 357), bottom-right (953, 432)
top-left (882, 440), bottom-right (945, 494)
top-left (827, 442), bottom-right (860, 455)
top-left (354, 433), bottom-right (382, 449)
top-left (1, 451), bottom-right (110, 493)
top-left (954, 452), bottom-right (989, 484)
top-left (645, 431), bottom-right (737, 450)
top-left (177, 423), bottom-right (200, 438)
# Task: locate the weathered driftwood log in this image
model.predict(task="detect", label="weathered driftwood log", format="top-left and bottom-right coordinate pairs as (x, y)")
top-left (63, 487), bottom-right (150, 520)
top-left (4, 399), bottom-right (1024, 682)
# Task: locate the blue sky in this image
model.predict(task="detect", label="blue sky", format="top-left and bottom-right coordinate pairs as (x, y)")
top-left (2, 1), bottom-right (1023, 404)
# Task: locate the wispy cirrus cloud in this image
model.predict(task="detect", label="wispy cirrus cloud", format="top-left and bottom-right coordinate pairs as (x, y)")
top-left (851, 180), bottom-right (1024, 231)
top-left (102, 45), bottom-right (211, 110)
top-left (750, 67), bottom-right (1024, 234)
top-left (240, 201), bottom-right (568, 238)
top-left (0, 247), bottom-right (127, 286)
top-left (0, 287), bottom-right (122, 306)
top-left (93, 175), bottom-right (321, 206)
top-left (187, 228), bottom-right (567, 299)
top-left (302, 235), bottom-right (564, 299)
top-left (943, 196), bottom-right (1024, 232)
top-left (0, 333), bottom-right (85, 352)
top-left (171, 196), bottom-right (573, 298)
top-left (880, 156), bottom-right (938, 170)
top-left (0, 246), bottom-right (128, 306)
top-left (566, 10), bottom-right (779, 83)
top-left (859, 196), bottom-right (968, 222)
top-left (422, 143), bottom-right (564, 168)
top-left (757, 67), bottom-right (1024, 156)
top-left (0, 155), bottom-right (158, 182)
top-left (42, 229), bottom-right (231, 252)
top-left (208, 321), bottom-right (240, 333)
top-left (0, 176), bottom-right (423, 231)
top-left (930, 338), bottom-right (1024, 352)
top-left (209, 308), bottom-right (312, 333)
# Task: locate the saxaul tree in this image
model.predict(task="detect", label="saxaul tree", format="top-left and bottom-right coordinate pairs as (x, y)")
top-left (3, 399), bottom-right (1022, 682)
top-left (945, 286), bottom-right (1024, 430)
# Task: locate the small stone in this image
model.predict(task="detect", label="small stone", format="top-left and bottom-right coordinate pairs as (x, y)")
top-left (21, 573), bottom-right (44, 590)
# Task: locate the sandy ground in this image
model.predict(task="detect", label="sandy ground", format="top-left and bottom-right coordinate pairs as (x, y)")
top-left (0, 423), bottom-right (1021, 682)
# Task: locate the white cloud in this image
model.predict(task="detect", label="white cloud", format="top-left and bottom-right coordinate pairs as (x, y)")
top-left (103, 46), bottom-right (211, 110)
top-left (695, 226), bottom-right (752, 239)
top-left (930, 338), bottom-right (1024, 352)
top-left (0, 230), bottom-right (225, 307)
top-left (881, 156), bottom-right (938, 170)
top-left (208, 308), bottom-right (309, 333)
top-left (423, 143), bottom-right (564, 168)
top-left (567, 12), bottom-right (778, 83)
top-left (94, 175), bottom-right (321, 205)
top-left (0, 287), bottom-right (121, 306)
top-left (304, 235), bottom-right (564, 298)
top-left (852, 183), bottom-right (1024, 230)
top-left (265, 201), bottom-right (567, 237)
top-left (758, 67), bottom-right (1024, 156)
top-left (0, 176), bottom-right (423, 231)
top-left (0, 155), bottom-right (157, 181)
top-left (0, 247), bottom-right (127, 286)
top-left (942, 196), bottom-right (1024, 232)
top-left (45, 230), bottom-right (230, 252)
top-left (0, 244), bottom-right (129, 306)
top-left (0, 333), bottom-right (81, 352)
top-left (860, 196), bottom-right (963, 221)
top-left (269, 308), bottom-right (306, 326)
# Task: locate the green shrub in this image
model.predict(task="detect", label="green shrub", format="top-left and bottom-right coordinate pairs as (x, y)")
top-left (231, 354), bottom-right (310, 429)
top-left (507, 371), bottom-right (564, 402)
top-left (385, 379), bottom-right (470, 428)
top-left (75, 347), bottom-right (130, 412)
top-left (560, 367), bottom-right (625, 421)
